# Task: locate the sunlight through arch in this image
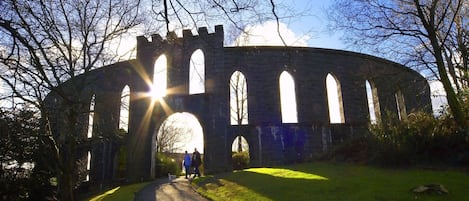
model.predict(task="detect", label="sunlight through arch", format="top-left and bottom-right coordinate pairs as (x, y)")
top-left (365, 80), bottom-right (381, 124)
top-left (85, 151), bottom-right (91, 181)
top-left (326, 73), bottom-right (344, 123)
top-left (152, 54), bottom-right (167, 99)
top-left (87, 94), bottom-right (96, 138)
top-left (395, 88), bottom-right (407, 120)
top-left (232, 136), bottom-right (249, 153)
top-left (279, 71), bottom-right (298, 123)
top-left (119, 85), bottom-right (130, 131)
top-left (230, 71), bottom-right (248, 125)
top-left (189, 49), bottom-right (205, 94)
top-left (155, 112), bottom-right (204, 153)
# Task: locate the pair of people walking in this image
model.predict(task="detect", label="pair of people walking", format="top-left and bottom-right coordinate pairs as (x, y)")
top-left (183, 148), bottom-right (202, 179)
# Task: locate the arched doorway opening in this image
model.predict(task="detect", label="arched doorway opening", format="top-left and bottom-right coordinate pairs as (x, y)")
top-left (231, 135), bottom-right (250, 170)
top-left (153, 112), bottom-right (204, 178)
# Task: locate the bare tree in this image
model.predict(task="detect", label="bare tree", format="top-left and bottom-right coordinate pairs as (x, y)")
top-left (151, 0), bottom-right (272, 33)
top-left (0, 0), bottom-right (303, 199)
top-left (328, 0), bottom-right (468, 131)
top-left (230, 71), bottom-right (248, 152)
top-left (156, 119), bottom-right (184, 153)
top-left (0, 0), bottom-right (144, 200)
top-left (156, 114), bottom-right (196, 153)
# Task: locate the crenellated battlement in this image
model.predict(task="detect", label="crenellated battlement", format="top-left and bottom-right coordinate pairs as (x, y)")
top-left (136, 25), bottom-right (224, 50)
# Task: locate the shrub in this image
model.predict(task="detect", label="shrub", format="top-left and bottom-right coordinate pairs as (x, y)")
top-left (325, 110), bottom-right (469, 168)
top-left (154, 152), bottom-right (180, 178)
top-left (368, 110), bottom-right (469, 167)
top-left (232, 151), bottom-right (250, 170)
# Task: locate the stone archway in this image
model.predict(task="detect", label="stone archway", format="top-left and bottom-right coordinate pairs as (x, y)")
top-left (150, 111), bottom-right (205, 177)
top-left (154, 112), bottom-right (204, 154)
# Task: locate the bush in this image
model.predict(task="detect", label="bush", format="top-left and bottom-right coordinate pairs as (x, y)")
top-left (325, 110), bottom-right (469, 168)
top-left (232, 151), bottom-right (250, 170)
top-left (154, 152), bottom-right (180, 178)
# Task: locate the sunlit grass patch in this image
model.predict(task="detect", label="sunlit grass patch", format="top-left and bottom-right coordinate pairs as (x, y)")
top-left (202, 178), bottom-right (271, 201)
top-left (245, 167), bottom-right (328, 180)
top-left (89, 187), bottom-right (120, 201)
top-left (194, 162), bottom-right (469, 201)
top-left (87, 182), bottom-right (150, 201)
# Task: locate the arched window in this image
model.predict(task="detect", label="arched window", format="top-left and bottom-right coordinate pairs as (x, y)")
top-left (119, 85), bottom-right (130, 132)
top-left (279, 71), bottom-right (298, 123)
top-left (365, 80), bottom-right (381, 124)
top-left (85, 151), bottom-right (91, 181)
top-left (152, 54), bottom-right (167, 99)
top-left (395, 89), bottom-right (407, 120)
top-left (326, 73), bottom-right (345, 123)
top-left (231, 136), bottom-right (250, 170)
top-left (232, 136), bottom-right (249, 153)
top-left (230, 71), bottom-right (248, 125)
top-left (189, 49), bottom-right (205, 94)
top-left (87, 94), bottom-right (95, 138)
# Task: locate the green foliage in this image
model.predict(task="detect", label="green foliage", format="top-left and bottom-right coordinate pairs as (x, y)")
top-left (194, 162), bottom-right (469, 201)
top-left (154, 152), bottom-right (180, 178)
top-left (115, 129), bottom-right (128, 180)
top-left (0, 108), bottom-right (56, 200)
top-left (232, 151), bottom-right (250, 170)
top-left (326, 110), bottom-right (469, 167)
top-left (369, 110), bottom-right (469, 166)
top-left (116, 145), bottom-right (127, 179)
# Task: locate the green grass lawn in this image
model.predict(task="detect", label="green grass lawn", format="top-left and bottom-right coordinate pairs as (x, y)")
top-left (86, 182), bottom-right (151, 201)
top-left (193, 162), bottom-right (469, 201)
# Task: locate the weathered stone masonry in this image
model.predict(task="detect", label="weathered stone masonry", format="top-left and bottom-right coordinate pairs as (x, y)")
top-left (45, 25), bottom-right (431, 185)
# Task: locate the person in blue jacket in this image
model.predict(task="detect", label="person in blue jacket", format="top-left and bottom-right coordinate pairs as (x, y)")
top-left (183, 150), bottom-right (192, 179)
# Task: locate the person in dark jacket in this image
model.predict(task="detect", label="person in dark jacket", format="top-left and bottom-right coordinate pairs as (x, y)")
top-left (191, 148), bottom-right (202, 177)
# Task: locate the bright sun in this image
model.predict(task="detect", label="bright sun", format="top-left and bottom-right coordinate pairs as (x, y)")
top-left (150, 85), bottom-right (165, 101)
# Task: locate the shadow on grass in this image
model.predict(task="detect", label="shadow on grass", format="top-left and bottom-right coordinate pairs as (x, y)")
top-left (195, 162), bottom-right (469, 201)
top-left (222, 170), bottom-right (333, 201)
top-left (87, 182), bottom-right (151, 201)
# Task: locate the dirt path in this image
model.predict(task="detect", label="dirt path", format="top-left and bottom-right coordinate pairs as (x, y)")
top-left (134, 176), bottom-right (208, 201)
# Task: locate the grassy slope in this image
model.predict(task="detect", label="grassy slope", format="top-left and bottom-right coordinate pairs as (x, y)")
top-left (194, 162), bottom-right (469, 201)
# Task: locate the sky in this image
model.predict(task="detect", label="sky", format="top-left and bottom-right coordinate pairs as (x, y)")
top-left (230, 0), bottom-right (344, 49)
top-left (289, 1), bottom-right (344, 49)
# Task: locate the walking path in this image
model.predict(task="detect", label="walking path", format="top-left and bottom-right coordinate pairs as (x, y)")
top-left (134, 176), bottom-right (208, 201)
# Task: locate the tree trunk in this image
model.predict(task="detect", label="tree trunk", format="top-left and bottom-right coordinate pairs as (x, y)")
top-left (430, 33), bottom-right (467, 131)
top-left (58, 158), bottom-right (75, 201)
top-left (414, 0), bottom-right (468, 131)
top-left (57, 105), bottom-right (79, 201)
top-left (237, 135), bottom-right (242, 152)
